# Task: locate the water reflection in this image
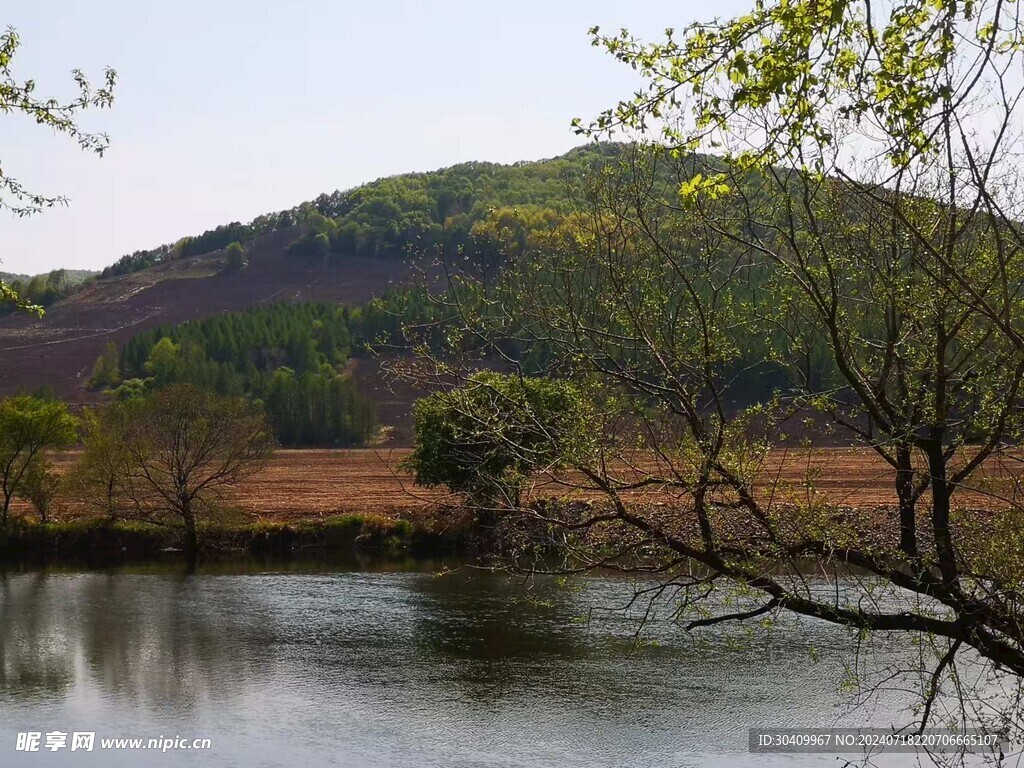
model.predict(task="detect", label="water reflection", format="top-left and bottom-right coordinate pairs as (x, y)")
top-left (408, 569), bottom-right (595, 702)
top-left (0, 573), bottom-right (75, 698)
top-left (0, 562), bottom-right (954, 767)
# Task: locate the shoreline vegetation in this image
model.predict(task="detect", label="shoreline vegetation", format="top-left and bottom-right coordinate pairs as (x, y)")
top-left (2, 501), bottom-right (1009, 569)
top-left (0, 511), bottom-right (473, 566)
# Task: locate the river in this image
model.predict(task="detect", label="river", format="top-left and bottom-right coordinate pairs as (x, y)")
top-left (0, 560), bottom-right (999, 766)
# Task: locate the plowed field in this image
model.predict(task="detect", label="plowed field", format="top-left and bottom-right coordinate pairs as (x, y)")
top-left (23, 448), bottom-right (1016, 523)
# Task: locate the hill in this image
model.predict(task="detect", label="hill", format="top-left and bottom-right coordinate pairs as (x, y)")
top-left (0, 145), bottom-right (620, 436)
top-left (97, 142), bottom-right (621, 279)
top-left (0, 268), bottom-right (100, 311)
top-left (0, 227), bottom-right (411, 401)
top-left (1, 268), bottom-right (97, 288)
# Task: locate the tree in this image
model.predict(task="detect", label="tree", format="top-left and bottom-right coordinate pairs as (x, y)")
top-left (18, 458), bottom-right (60, 523)
top-left (579, 1), bottom-right (1021, 172)
top-left (90, 341), bottom-right (122, 389)
top-left (404, 0), bottom-right (1024, 751)
top-left (144, 337), bottom-right (180, 385)
top-left (288, 231), bottom-right (330, 261)
top-left (46, 269), bottom-right (67, 296)
top-left (224, 241), bottom-right (248, 271)
top-left (0, 396), bottom-right (78, 526)
top-left (115, 302), bottom-right (375, 446)
top-left (66, 407), bottom-right (128, 520)
top-left (0, 26), bottom-right (116, 311)
top-left (92, 384), bottom-right (275, 561)
top-left (403, 372), bottom-right (594, 510)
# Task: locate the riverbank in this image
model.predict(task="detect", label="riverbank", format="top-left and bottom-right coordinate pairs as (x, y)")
top-left (0, 510), bottom-right (481, 566)
top-left (1, 498), bottom-right (1010, 570)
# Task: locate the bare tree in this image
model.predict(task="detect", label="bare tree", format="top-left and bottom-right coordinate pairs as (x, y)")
top-left (66, 407), bottom-right (130, 521)
top-left (17, 458), bottom-right (61, 523)
top-left (86, 384), bottom-right (275, 562)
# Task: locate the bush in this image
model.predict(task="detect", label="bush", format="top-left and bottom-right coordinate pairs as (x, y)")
top-left (403, 372), bottom-right (594, 510)
top-left (225, 241), bottom-right (248, 270)
top-left (89, 341), bottom-right (122, 389)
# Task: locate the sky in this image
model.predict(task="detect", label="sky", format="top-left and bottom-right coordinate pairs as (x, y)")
top-left (0, 0), bottom-right (748, 275)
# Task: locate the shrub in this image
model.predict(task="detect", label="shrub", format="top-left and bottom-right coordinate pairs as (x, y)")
top-left (403, 372), bottom-right (594, 510)
top-left (225, 241), bottom-right (248, 270)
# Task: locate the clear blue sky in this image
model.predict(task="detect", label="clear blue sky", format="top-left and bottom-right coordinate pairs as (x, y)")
top-left (0, 0), bottom-right (747, 275)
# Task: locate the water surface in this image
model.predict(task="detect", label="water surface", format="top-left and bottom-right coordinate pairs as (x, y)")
top-left (0, 561), bottom-right (972, 766)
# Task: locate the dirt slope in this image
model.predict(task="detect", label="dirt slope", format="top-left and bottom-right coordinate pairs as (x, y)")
top-left (0, 228), bottom-right (412, 403)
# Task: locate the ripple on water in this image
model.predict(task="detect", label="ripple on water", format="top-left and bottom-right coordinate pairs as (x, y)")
top-left (0, 566), bottom-right (940, 768)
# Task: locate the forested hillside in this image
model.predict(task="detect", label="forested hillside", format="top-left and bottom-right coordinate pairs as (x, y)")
top-left (85, 291), bottom-right (448, 446)
top-left (99, 143), bottom-right (625, 278)
top-left (0, 143), bottom-right (797, 433)
top-left (103, 303), bottom-right (376, 446)
top-left (0, 269), bottom-right (97, 312)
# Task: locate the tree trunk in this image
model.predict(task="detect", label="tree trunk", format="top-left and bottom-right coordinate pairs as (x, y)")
top-left (895, 444), bottom-right (918, 558)
top-left (105, 477), bottom-right (117, 522)
top-left (182, 507), bottom-right (199, 569)
top-left (925, 439), bottom-right (957, 586)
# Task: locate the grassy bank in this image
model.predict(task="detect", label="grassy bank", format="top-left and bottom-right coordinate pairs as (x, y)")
top-left (0, 511), bottom-right (477, 566)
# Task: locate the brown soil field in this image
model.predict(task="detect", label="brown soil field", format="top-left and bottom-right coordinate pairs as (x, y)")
top-left (19, 447), bottom-right (1018, 524)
